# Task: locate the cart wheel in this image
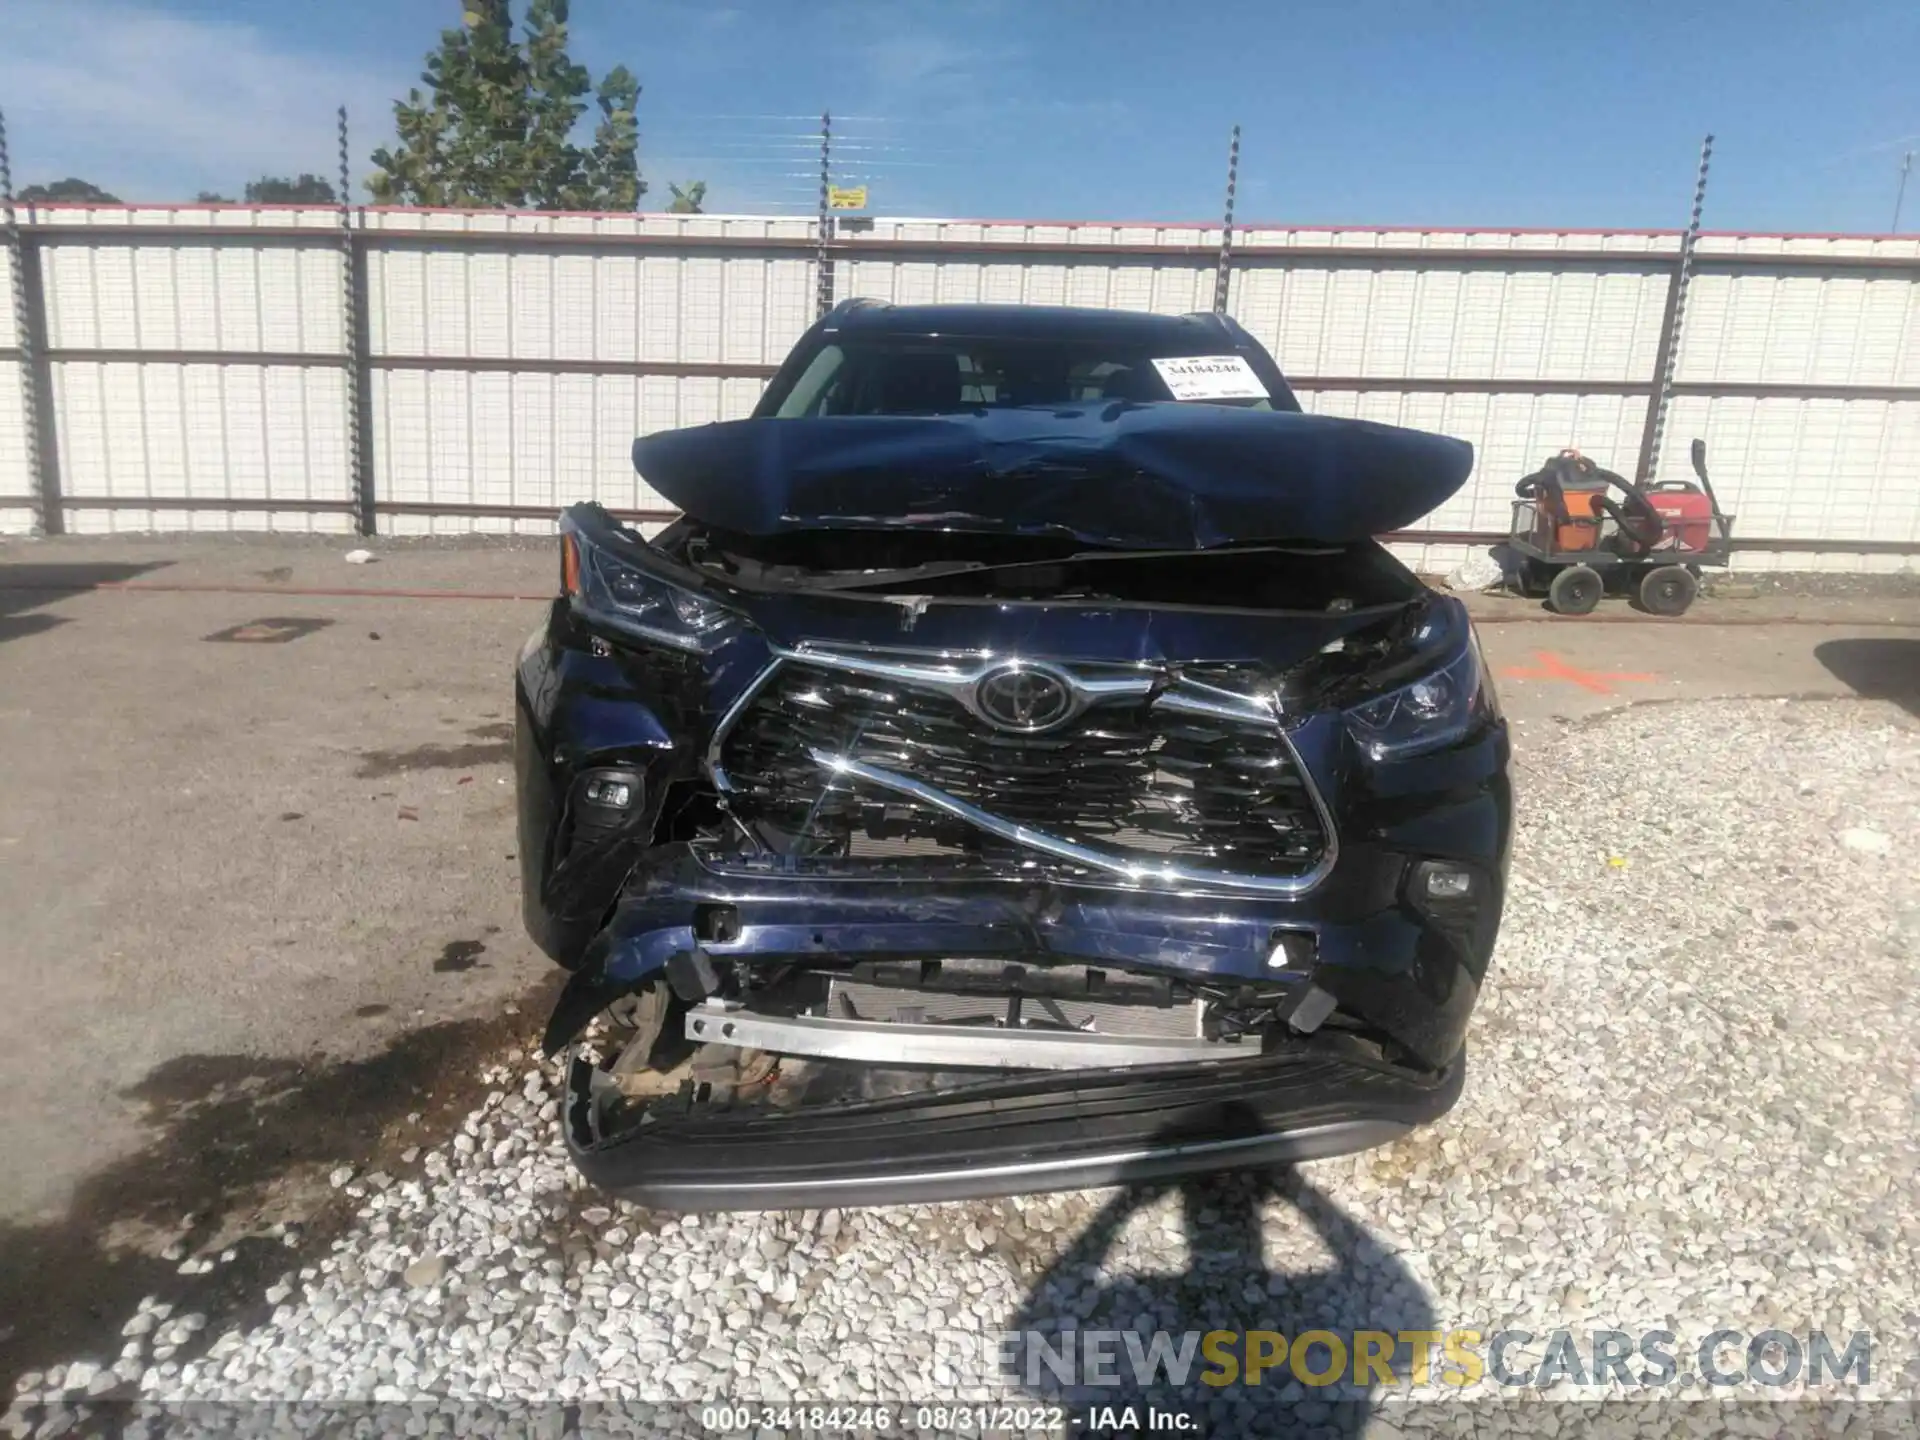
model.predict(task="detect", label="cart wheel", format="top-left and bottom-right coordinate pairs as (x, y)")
top-left (1547, 564), bottom-right (1603, 616)
top-left (1637, 564), bottom-right (1698, 617)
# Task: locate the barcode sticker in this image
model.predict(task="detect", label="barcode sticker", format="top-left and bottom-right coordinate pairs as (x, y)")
top-left (1150, 354), bottom-right (1270, 401)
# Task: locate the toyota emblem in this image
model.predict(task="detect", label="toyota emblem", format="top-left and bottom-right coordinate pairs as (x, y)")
top-left (973, 665), bottom-right (1076, 732)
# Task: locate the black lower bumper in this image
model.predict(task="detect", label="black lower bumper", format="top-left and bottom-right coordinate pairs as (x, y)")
top-left (563, 1042), bottom-right (1464, 1211)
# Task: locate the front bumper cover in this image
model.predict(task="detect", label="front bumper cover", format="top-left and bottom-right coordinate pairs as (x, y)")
top-left (543, 842), bottom-right (1496, 1074)
top-left (563, 1041), bottom-right (1465, 1212)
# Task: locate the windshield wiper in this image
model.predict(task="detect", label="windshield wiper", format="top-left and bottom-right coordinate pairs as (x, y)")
top-left (811, 545), bottom-right (1330, 594)
top-left (802, 560), bottom-right (996, 591)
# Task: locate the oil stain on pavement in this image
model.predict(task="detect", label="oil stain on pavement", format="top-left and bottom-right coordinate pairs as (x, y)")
top-left (0, 977), bottom-right (560, 1400)
top-left (203, 618), bottom-right (334, 645)
top-left (434, 940), bottom-right (488, 973)
top-left (354, 723), bottom-right (515, 779)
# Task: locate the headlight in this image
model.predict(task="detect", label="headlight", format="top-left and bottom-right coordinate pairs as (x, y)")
top-left (1345, 641), bottom-right (1491, 761)
top-left (561, 523), bottom-right (743, 653)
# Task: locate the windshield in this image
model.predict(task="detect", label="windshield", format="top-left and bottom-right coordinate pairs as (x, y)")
top-left (770, 336), bottom-right (1283, 417)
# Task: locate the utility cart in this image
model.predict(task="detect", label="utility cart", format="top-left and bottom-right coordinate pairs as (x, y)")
top-left (1505, 439), bottom-right (1732, 616)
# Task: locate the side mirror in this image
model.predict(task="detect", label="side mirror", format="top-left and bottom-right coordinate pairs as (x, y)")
top-left (1690, 437), bottom-right (1708, 481)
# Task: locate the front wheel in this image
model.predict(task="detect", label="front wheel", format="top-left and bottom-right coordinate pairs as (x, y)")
top-left (1637, 564), bottom-right (1698, 617)
top-left (1547, 564), bottom-right (1604, 616)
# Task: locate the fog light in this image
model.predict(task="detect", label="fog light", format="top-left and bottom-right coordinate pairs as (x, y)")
top-left (1407, 860), bottom-right (1497, 965)
top-left (584, 776), bottom-right (634, 808)
top-left (1266, 930), bottom-right (1316, 972)
top-left (1419, 863), bottom-right (1474, 900)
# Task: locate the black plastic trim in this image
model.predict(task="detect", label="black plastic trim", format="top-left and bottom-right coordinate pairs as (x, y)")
top-left (563, 1042), bottom-right (1464, 1211)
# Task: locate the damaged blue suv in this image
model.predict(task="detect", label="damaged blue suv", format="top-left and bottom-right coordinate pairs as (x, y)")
top-left (519, 301), bottom-right (1511, 1210)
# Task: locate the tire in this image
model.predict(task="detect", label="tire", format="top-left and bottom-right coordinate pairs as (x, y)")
top-left (1637, 564), bottom-right (1698, 617)
top-left (1547, 564), bottom-right (1603, 616)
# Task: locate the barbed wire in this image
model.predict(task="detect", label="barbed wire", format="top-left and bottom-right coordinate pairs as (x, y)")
top-left (640, 115), bottom-right (948, 212)
top-left (663, 114), bottom-right (953, 125)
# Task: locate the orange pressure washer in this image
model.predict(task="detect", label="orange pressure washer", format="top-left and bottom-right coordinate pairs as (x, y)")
top-left (1505, 442), bottom-right (1731, 616)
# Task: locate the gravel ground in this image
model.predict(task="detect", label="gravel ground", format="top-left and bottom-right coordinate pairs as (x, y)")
top-left (1702, 571), bottom-right (1920, 600)
top-left (9, 696), bottom-right (1919, 1435)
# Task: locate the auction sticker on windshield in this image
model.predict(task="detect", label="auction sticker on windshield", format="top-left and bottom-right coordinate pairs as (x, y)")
top-left (1151, 354), bottom-right (1270, 401)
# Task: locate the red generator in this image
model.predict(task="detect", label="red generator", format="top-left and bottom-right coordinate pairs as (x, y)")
top-left (1646, 480), bottom-right (1715, 553)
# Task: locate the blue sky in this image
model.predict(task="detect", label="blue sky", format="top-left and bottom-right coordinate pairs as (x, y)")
top-left (2, 0), bottom-right (1916, 233)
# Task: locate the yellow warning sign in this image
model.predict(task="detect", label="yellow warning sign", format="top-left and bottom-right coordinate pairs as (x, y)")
top-left (828, 185), bottom-right (869, 211)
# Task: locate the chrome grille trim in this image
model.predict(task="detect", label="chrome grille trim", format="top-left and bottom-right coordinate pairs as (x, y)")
top-left (706, 656), bottom-right (787, 795)
top-left (778, 644), bottom-right (1157, 730)
top-left (810, 748), bottom-right (1337, 897)
top-left (1149, 686), bottom-right (1287, 726)
top-left (709, 645), bottom-right (1340, 896)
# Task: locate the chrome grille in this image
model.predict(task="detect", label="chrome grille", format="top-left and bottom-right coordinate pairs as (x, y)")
top-left (717, 655), bottom-right (1330, 880)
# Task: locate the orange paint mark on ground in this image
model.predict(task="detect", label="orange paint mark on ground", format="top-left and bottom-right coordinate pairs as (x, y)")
top-left (1499, 649), bottom-right (1657, 696)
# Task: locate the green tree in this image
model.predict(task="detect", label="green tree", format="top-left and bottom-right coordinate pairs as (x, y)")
top-left (368, 0), bottom-right (642, 210)
top-left (666, 180), bottom-right (706, 214)
top-left (19, 177), bottom-right (120, 204)
top-left (195, 191), bottom-right (236, 204)
top-left (245, 174), bottom-right (338, 204)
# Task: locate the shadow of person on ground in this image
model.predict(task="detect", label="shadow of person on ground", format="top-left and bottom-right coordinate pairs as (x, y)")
top-left (1814, 637), bottom-right (1920, 720)
top-left (1005, 1129), bottom-right (1436, 1438)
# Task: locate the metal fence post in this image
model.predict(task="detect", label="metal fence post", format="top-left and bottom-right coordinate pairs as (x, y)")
top-left (0, 106), bottom-right (61, 536)
top-left (1635, 134), bottom-right (1714, 483)
top-left (339, 106), bottom-right (376, 537)
top-left (815, 111), bottom-right (835, 320)
top-left (1213, 124), bottom-right (1241, 315)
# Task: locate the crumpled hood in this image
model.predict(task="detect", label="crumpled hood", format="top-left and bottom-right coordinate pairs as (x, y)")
top-left (632, 402), bottom-right (1473, 550)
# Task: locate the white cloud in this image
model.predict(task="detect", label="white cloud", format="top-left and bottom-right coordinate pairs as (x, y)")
top-left (862, 33), bottom-right (981, 95)
top-left (831, 2), bottom-right (1130, 141)
top-left (0, 0), bottom-right (408, 200)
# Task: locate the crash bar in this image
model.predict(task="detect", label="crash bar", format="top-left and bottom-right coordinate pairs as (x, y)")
top-left (685, 1001), bottom-right (1248, 1071)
